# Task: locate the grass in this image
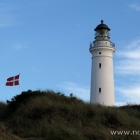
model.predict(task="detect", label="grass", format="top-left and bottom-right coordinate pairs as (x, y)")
top-left (0, 122), bottom-right (22, 140)
top-left (0, 90), bottom-right (140, 140)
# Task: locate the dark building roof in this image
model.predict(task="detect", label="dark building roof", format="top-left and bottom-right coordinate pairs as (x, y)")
top-left (94, 20), bottom-right (110, 31)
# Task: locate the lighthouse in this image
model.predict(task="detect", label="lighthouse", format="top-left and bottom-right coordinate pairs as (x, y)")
top-left (89, 20), bottom-right (115, 106)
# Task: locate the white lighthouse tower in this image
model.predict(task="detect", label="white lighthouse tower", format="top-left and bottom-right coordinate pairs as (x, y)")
top-left (89, 20), bottom-right (115, 106)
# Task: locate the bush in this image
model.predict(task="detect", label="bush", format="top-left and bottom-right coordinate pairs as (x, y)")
top-left (0, 102), bottom-right (7, 119)
top-left (6, 90), bottom-right (46, 112)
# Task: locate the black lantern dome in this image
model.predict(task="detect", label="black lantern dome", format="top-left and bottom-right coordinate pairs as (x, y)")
top-left (94, 20), bottom-right (110, 31)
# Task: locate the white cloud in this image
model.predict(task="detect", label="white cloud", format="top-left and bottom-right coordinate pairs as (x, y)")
top-left (130, 3), bottom-right (140, 11)
top-left (0, 42), bottom-right (29, 61)
top-left (115, 59), bottom-right (140, 74)
top-left (115, 102), bottom-right (127, 106)
top-left (126, 38), bottom-right (140, 49)
top-left (11, 43), bottom-right (28, 51)
top-left (115, 38), bottom-right (140, 104)
top-left (0, 14), bottom-right (15, 27)
top-left (115, 38), bottom-right (140, 74)
top-left (0, 3), bottom-right (17, 27)
top-left (58, 82), bottom-right (90, 102)
top-left (116, 86), bottom-right (140, 104)
top-left (117, 49), bottom-right (140, 59)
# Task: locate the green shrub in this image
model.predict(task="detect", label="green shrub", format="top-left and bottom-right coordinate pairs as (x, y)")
top-left (6, 90), bottom-right (46, 112)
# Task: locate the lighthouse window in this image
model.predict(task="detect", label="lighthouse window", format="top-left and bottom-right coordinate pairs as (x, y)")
top-left (99, 88), bottom-right (101, 93)
top-left (99, 52), bottom-right (101, 54)
top-left (99, 63), bottom-right (101, 68)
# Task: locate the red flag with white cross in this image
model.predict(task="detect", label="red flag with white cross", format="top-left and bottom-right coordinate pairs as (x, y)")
top-left (6, 74), bottom-right (20, 86)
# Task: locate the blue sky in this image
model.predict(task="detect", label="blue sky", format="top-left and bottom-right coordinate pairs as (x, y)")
top-left (0, 0), bottom-right (140, 106)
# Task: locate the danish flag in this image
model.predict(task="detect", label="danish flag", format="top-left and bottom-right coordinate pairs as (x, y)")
top-left (6, 74), bottom-right (20, 86)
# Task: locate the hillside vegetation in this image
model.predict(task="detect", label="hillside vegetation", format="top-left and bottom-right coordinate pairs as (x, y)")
top-left (0, 90), bottom-right (140, 140)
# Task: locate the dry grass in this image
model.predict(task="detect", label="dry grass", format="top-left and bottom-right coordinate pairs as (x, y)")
top-left (0, 123), bottom-right (21, 140)
top-left (0, 90), bottom-right (140, 140)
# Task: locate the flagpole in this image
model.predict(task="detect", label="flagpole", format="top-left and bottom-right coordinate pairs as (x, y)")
top-left (19, 83), bottom-right (20, 94)
top-left (19, 73), bottom-right (21, 94)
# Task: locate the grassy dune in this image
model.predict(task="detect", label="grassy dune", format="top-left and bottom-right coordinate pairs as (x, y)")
top-left (0, 123), bottom-right (21, 140)
top-left (0, 90), bottom-right (140, 140)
